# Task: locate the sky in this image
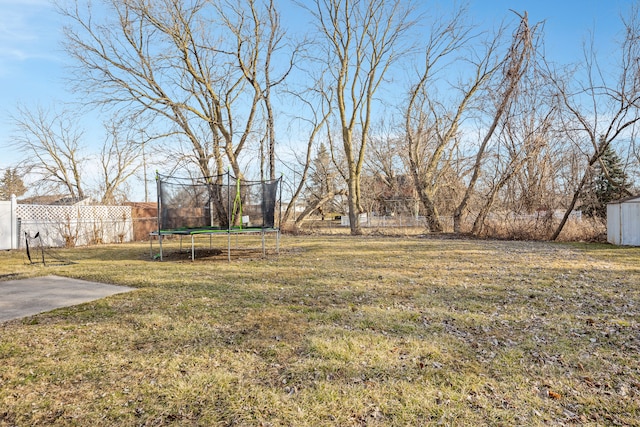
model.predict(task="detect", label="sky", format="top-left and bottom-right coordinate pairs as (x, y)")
top-left (0, 0), bottom-right (631, 196)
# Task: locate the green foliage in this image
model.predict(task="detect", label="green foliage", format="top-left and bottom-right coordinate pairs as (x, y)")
top-left (0, 168), bottom-right (27, 200)
top-left (582, 144), bottom-right (632, 219)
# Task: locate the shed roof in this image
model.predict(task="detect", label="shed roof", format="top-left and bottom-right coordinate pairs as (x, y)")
top-left (607, 195), bottom-right (640, 205)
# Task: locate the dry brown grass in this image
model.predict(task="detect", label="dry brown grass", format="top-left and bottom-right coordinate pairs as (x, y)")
top-left (292, 215), bottom-right (607, 242)
top-left (1, 236), bottom-right (639, 426)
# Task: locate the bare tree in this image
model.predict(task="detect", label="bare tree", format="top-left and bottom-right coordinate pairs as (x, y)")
top-left (59, 0), bottom-right (294, 181)
top-left (289, 125), bottom-right (348, 227)
top-left (303, 0), bottom-right (416, 235)
top-left (404, 7), bottom-right (492, 232)
top-left (469, 22), bottom-right (555, 235)
top-left (361, 122), bottom-right (419, 218)
top-left (548, 6), bottom-right (640, 240)
top-left (12, 106), bottom-right (86, 200)
top-left (506, 117), bottom-right (562, 216)
top-left (224, 0), bottom-right (297, 180)
top-left (12, 106), bottom-right (146, 204)
top-left (98, 117), bottom-right (144, 204)
top-left (280, 84), bottom-right (333, 226)
top-left (453, 12), bottom-right (538, 232)
top-left (470, 103), bottom-right (557, 235)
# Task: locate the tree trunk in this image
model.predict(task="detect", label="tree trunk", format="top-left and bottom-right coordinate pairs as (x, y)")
top-left (410, 166), bottom-right (443, 232)
top-left (295, 190), bottom-right (346, 225)
top-left (346, 172), bottom-right (362, 235)
top-left (550, 147), bottom-right (603, 240)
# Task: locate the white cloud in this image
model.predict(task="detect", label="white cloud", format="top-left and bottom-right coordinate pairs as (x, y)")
top-left (0, 48), bottom-right (30, 61)
top-left (0, 11), bottom-right (34, 42)
top-left (0, 0), bottom-right (62, 65)
top-left (0, 2), bottom-right (58, 40)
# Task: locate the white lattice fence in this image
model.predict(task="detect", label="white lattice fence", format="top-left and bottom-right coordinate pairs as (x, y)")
top-left (16, 204), bottom-right (133, 248)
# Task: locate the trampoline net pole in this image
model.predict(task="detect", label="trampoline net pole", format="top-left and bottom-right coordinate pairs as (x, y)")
top-left (156, 171), bottom-right (163, 261)
top-left (227, 171), bottom-right (231, 262)
top-left (153, 170), bottom-right (281, 261)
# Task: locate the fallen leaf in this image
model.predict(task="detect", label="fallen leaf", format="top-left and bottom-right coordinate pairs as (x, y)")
top-left (548, 390), bottom-right (561, 400)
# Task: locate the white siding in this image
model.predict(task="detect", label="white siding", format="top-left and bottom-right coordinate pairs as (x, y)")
top-left (0, 200), bottom-right (12, 250)
top-left (607, 203), bottom-right (622, 245)
top-left (608, 196), bottom-right (640, 246)
top-left (621, 200), bottom-right (640, 245)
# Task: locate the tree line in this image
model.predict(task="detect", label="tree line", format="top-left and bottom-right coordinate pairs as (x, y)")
top-left (4, 0), bottom-right (640, 239)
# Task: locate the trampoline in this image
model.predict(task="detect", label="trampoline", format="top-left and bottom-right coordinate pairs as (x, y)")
top-left (150, 172), bottom-right (281, 261)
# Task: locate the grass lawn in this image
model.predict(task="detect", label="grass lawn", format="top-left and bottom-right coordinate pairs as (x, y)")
top-left (1, 235), bottom-right (639, 426)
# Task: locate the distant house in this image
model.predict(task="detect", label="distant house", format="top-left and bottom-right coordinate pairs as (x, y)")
top-left (18, 195), bottom-right (95, 206)
top-left (607, 195), bottom-right (640, 246)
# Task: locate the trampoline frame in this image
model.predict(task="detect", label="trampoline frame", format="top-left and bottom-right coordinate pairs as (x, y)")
top-left (151, 172), bottom-right (282, 261)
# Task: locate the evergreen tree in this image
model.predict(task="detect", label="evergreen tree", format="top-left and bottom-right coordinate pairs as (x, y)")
top-left (308, 144), bottom-right (331, 215)
top-left (582, 145), bottom-right (632, 219)
top-left (305, 143), bottom-right (341, 218)
top-left (0, 168), bottom-right (27, 200)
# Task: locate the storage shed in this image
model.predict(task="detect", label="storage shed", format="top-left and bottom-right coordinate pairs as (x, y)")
top-left (607, 195), bottom-right (640, 246)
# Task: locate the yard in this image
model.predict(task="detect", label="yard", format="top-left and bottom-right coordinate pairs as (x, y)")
top-left (1, 235), bottom-right (639, 426)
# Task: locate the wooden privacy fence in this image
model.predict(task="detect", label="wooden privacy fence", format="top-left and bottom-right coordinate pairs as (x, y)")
top-left (124, 202), bottom-right (158, 241)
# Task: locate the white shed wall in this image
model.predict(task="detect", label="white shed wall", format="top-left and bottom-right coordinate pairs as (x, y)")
top-left (608, 197), bottom-right (640, 246)
top-left (607, 203), bottom-right (622, 245)
top-left (621, 201), bottom-right (640, 245)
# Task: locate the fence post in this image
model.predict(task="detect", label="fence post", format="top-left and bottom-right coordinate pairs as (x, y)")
top-left (10, 194), bottom-right (17, 249)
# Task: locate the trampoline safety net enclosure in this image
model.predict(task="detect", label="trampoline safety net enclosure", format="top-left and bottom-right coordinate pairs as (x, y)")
top-left (151, 172), bottom-right (282, 261)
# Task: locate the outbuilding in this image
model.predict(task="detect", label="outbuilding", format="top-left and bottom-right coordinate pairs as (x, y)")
top-left (607, 195), bottom-right (640, 246)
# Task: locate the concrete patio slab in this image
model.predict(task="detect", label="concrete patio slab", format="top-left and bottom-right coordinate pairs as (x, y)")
top-left (0, 275), bottom-right (135, 323)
